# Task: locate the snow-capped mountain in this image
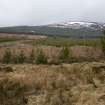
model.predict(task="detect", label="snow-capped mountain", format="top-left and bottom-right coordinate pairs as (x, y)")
top-left (47, 21), bottom-right (104, 30)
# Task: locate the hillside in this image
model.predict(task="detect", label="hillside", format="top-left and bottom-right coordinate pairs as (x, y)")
top-left (0, 21), bottom-right (104, 38)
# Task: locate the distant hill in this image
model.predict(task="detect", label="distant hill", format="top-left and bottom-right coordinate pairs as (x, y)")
top-left (47, 21), bottom-right (104, 29)
top-left (0, 21), bottom-right (104, 38)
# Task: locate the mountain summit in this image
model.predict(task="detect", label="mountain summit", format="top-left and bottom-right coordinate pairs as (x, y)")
top-left (47, 21), bottom-right (104, 30)
top-left (0, 21), bottom-right (104, 38)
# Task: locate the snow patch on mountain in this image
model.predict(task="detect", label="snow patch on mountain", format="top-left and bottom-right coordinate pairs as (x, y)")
top-left (47, 21), bottom-right (104, 30)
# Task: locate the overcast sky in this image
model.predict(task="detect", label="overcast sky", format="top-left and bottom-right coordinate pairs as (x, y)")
top-left (0, 0), bottom-right (105, 26)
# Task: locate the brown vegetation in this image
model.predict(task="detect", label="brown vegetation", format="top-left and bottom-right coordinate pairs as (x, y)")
top-left (0, 45), bottom-right (104, 64)
top-left (0, 33), bottom-right (105, 105)
top-left (0, 62), bottom-right (105, 105)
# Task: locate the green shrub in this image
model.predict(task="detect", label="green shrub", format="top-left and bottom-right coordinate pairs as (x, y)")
top-left (2, 49), bottom-right (12, 64)
top-left (0, 77), bottom-right (27, 105)
top-left (58, 47), bottom-right (70, 63)
top-left (35, 49), bottom-right (48, 64)
top-left (16, 51), bottom-right (27, 64)
top-left (29, 49), bottom-right (35, 63)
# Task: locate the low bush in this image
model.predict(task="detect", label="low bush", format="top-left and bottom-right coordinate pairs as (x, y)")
top-left (58, 47), bottom-right (70, 63)
top-left (2, 49), bottom-right (12, 64)
top-left (16, 50), bottom-right (27, 64)
top-left (28, 49), bottom-right (35, 63)
top-left (35, 49), bottom-right (48, 64)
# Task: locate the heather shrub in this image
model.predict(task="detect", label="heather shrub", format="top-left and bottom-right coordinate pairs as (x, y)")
top-left (0, 77), bottom-right (27, 105)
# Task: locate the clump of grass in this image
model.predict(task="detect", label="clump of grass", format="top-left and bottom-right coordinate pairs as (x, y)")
top-left (0, 77), bottom-right (27, 105)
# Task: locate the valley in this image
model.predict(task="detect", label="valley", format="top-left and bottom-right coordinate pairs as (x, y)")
top-left (0, 21), bottom-right (105, 105)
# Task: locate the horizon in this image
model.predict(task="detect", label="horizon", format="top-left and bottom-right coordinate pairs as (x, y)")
top-left (0, 20), bottom-right (104, 27)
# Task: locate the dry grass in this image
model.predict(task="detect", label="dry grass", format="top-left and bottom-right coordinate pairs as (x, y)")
top-left (0, 62), bottom-right (105, 105)
top-left (0, 34), bottom-right (105, 105)
top-left (0, 45), bottom-right (103, 62)
top-left (0, 33), bottom-right (103, 61)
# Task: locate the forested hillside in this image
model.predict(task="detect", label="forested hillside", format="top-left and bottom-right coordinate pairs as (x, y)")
top-left (0, 26), bottom-right (103, 38)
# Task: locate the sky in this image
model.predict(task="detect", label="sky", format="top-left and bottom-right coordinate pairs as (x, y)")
top-left (0, 0), bottom-right (105, 26)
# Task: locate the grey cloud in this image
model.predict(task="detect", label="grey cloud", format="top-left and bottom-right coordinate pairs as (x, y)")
top-left (0, 0), bottom-right (105, 26)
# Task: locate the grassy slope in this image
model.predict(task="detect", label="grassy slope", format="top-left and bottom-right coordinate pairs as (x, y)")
top-left (29, 37), bottom-right (101, 47)
top-left (0, 36), bottom-right (101, 47)
top-left (0, 26), bottom-right (103, 38)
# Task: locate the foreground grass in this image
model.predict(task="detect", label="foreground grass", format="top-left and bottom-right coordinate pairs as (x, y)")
top-left (1, 62), bottom-right (105, 105)
top-left (30, 37), bottom-right (101, 47)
